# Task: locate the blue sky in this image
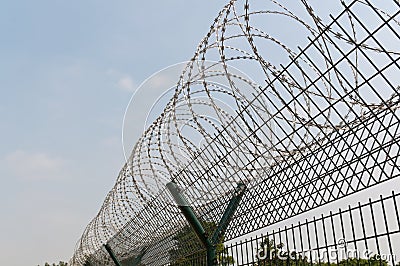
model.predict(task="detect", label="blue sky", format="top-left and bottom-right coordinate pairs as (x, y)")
top-left (0, 1), bottom-right (224, 265)
top-left (1, 1), bottom-right (399, 265)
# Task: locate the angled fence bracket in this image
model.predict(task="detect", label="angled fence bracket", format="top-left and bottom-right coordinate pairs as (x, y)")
top-left (167, 181), bottom-right (247, 266)
top-left (166, 181), bottom-right (215, 265)
top-left (211, 182), bottom-right (246, 244)
top-left (104, 243), bottom-right (122, 266)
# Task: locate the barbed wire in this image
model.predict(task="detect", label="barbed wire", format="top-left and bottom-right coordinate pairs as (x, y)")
top-left (70, 0), bottom-right (400, 265)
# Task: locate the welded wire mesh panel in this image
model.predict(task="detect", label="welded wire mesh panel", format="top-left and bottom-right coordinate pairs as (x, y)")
top-left (223, 191), bottom-right (400, 266)
top-left (69, 0), bottom-right (400, 265)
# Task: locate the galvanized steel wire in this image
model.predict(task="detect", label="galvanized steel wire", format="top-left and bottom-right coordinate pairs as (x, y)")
top-left (70, 0), bottom-right (400, 265)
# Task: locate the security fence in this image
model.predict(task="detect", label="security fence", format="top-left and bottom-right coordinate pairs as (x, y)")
top-left (69, 0), bottom-right (400, 265)
top-left (222, 191), bottom-right (400, 266)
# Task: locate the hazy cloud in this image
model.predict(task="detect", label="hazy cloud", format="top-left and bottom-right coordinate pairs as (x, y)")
top-left (117, 76), bottom-right (136, 92)
top-left (4, 150), bottom-right (66, 180)
top-left (147, 73), bottom-right (177, 89)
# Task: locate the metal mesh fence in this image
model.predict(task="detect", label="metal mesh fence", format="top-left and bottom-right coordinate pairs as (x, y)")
top-left (69, 0), bottom-right (400, 265)
top-left (222, 191), bottom-right (400, 266)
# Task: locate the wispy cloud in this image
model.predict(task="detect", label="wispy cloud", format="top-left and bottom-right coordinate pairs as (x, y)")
top-left (117, 76), bottom-right (136, 92)
top-left (147, 73), bottom-right (177, 89)
top-left (106, 69), bottom-right (138, 92)
top-left (4, 150), bottom-right (66, 180)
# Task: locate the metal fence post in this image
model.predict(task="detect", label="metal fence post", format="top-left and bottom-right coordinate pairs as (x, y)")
top-left (167, 181), bottom-right (247, 266)
top-left (167, 181), bottom-right (216, 266)
top-left (104, 243), bottom-right (122, 266)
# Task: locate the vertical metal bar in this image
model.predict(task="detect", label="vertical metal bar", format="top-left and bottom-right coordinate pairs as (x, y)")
top-left (234, 240), bottom-right (240, 266)
top-left (369, 198), bottom-right (382, 266)
top-left (240, 240), bottom-right (244, 265)
top-left (245, 238), bottom-right (249, 265)
top-left (313, 217), bottom-right (321, 265)
top-left (392, 191), bottom-right (400, 231)
top-left (250, 236), bottom-right (255, 266)
top-left (339, 208), bottom-right (349, 266)
top-left (330, 211), bottom-right (340, 266)
top-left (359, 202), bottom-right (369, 266)
top-left (380, 195), bottom-right (395, 266)
top-left (298, 221), bottom-right (305, 265)
top-left (306, 220), bottom-right (313, 266)
top-left (348, 204), bottom-right (361, 266)
top-left (291, 224), bottom-right (298, 266)
top-left (321, 214), bottom-right (330, 266)
top-left (271, 230), bottom-right (278, 266)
